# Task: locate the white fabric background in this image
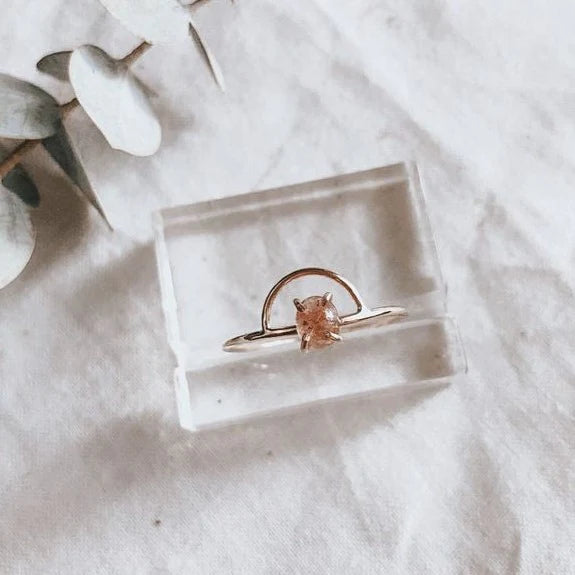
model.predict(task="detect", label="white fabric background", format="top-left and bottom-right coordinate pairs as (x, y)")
top-left (1, 0), bottom-right (574, 573)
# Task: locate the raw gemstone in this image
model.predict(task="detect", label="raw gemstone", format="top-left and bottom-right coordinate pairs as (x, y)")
top-left (295, 295), bottom-right (341, 351)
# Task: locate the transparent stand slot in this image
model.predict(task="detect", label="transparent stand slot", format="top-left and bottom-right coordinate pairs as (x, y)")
top-left (154, 162), bottom-right (466, 432)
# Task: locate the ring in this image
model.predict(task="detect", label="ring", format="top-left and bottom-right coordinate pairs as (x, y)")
top-left (223, 268), bottom-right (408, 353)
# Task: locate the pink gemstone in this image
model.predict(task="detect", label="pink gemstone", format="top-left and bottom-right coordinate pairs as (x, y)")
top-left (295, 295), bottom-right (341, 351)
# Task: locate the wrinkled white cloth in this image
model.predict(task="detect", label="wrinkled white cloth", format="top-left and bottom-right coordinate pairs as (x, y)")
top-left (1, 1), bottom-right (574, 573)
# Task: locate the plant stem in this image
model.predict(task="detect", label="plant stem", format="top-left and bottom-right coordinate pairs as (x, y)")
top-left (0, 140), bottom-right (39, 179)
top-left (121, 41), bottom-right (152, 66)
top-left (0, 41), bottom-right (152, 180)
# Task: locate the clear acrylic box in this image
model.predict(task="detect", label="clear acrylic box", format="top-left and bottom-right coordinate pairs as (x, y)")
top-left (154, 162), bottom-right (466, 432)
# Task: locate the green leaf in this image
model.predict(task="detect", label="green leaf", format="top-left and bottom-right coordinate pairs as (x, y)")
top-left (69, 45), bottom-right (161, 157)
top-left (0, 146), bottom-right (40, 207)
top-left (0, 74), bottom-right (60, 139)
top-left (43, 126), bottom-right (112, 229)
top-left (0, 186), bottom-right (36, 289)
top-left (2, 165), bottom-right (40, 207)
top-left (97, 0), bottom-right (189, 44)
top-left (188, 19), bottom-right (225, 91)
top-left (37, 51), bottom-right (72, 82)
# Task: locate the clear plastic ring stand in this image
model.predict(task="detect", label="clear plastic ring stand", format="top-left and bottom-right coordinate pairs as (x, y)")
top-left (154, 162), bottom-right (466, 432)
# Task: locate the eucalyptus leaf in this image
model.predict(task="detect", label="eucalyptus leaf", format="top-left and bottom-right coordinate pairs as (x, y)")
top-left (43, 126), bottom-right (112, 229)
top-left (0, 188), bottom-right (36, 289)
top-left (0, 146), bottom-right (40, 207)
top-left (0, 74), bottom-right (60, 139)
top-left (2, 166), bottom-right (40, 207)
top-left (37, 51), bottom-right (72, 82)
top-left (69, 45), bottom-right (161, 157)
top-left (97, 0), bottom-right (189, 44)
top-left (188, 19), bottom-right (225, 91)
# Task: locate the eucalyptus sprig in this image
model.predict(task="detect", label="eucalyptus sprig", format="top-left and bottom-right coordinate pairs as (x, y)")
top-left (0, 0), bottom-right (225, 289)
